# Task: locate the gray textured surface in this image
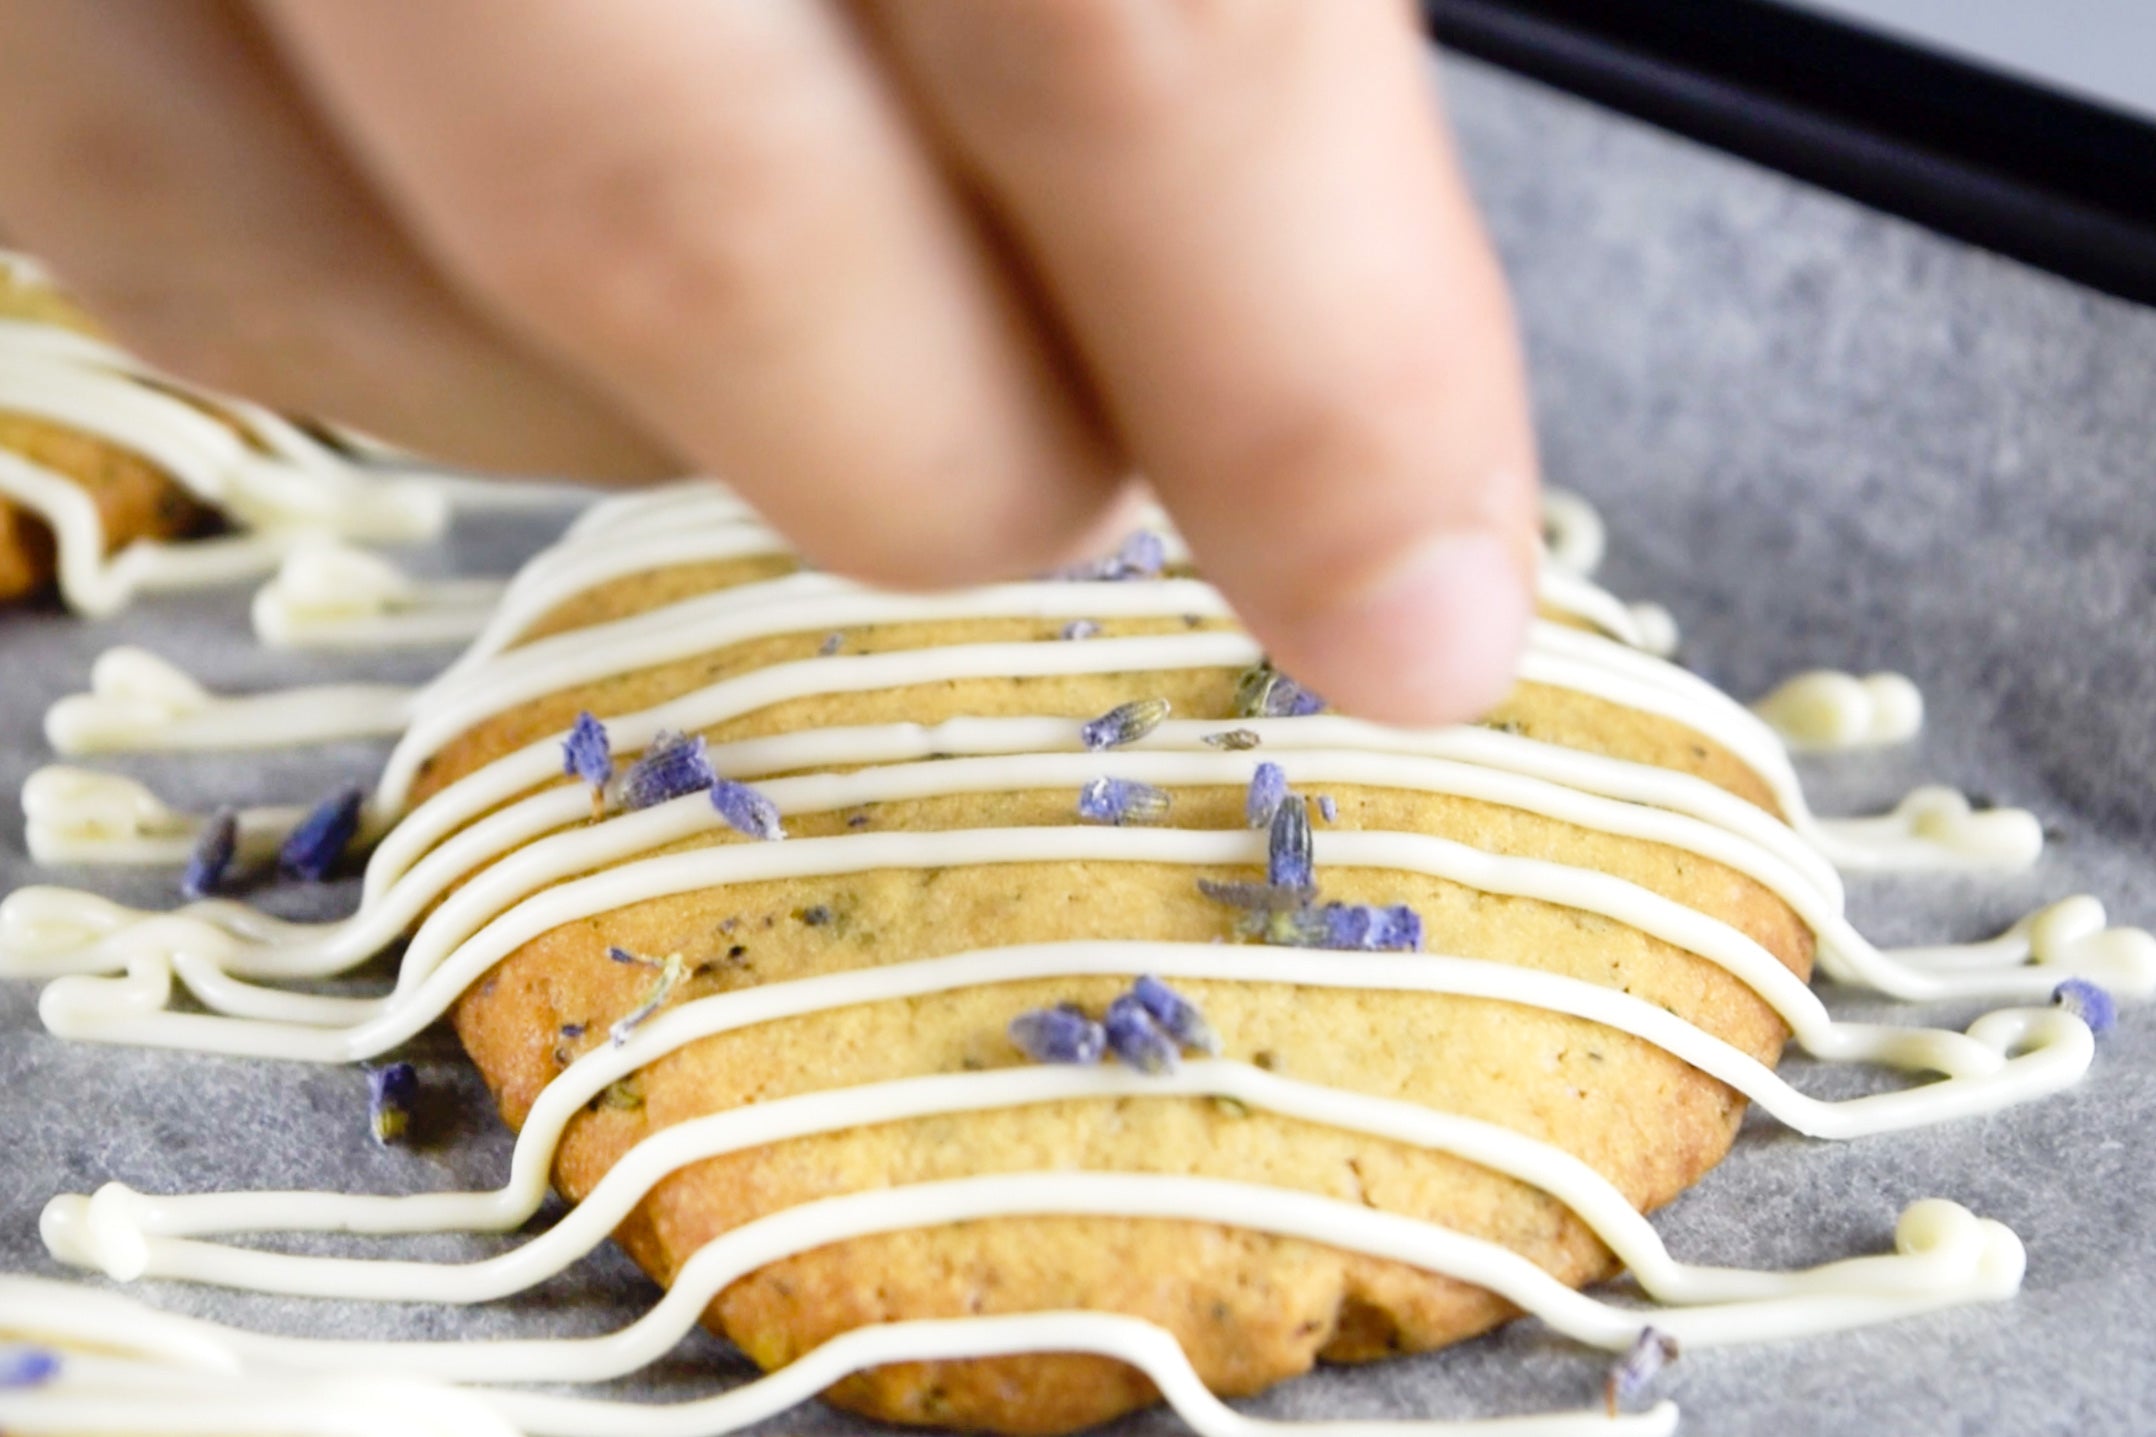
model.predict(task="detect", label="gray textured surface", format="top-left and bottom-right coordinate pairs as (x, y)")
top-left (5, 53), bottom-right (2156, 1437)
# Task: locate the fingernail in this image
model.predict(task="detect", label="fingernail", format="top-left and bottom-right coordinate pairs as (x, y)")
top-left (1280, 527), bottom-right (1533, 726)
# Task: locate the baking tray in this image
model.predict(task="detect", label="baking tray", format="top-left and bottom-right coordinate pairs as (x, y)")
top-left (1424, 0), bottom-right (2156, 306)
top-left (5, 50), bottom-right (2156, 1437)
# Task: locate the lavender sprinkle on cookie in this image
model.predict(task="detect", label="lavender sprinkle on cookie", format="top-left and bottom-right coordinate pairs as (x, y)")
top-left (1104, 992), bottom-right (1179, 1074)
top-left (618, 730), bottom-right (715, 811)
top-left (1077, 776), bottom-right (1171, 825)
top-left (1081, 698), bottom-right (1170, 751)
top-left (0, 1346), bottom-right (60, 1389)
top-left (1009, 1007), bottom-right (1107, 1065)
top-left (1246, 762), bottom-right (1288, 829)
top-left (1132, 974), bottom-right (1219, 1054)
top-left (1268, 795), bottom-right (1315, 893)
top-left (562, 711), bottom-right (613, 790)
top-left (711, 777), bottom-right (786, 840)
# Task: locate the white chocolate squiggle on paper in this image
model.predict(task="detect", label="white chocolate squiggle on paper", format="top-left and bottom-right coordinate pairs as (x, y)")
top-left (0, 479), bottom-right (2134, 1437)
top-left (0, 287), bottom-right (595, 616)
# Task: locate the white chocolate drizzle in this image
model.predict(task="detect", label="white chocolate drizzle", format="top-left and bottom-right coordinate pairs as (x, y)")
top-left (250, 541), bottom-right (509, 650)
top-left (0, 477), bottom-right (2139, 1436)
top-left (0, 294), bottom-right (589, 616)
top-left (1752, 669), bottom-right (1925, 752)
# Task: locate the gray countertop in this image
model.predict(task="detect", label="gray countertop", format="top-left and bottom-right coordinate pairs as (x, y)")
top-left (4, 53), bottom-right (2155, 1437)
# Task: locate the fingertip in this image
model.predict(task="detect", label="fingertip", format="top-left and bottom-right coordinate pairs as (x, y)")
top-left (1254, 522), bottom-right (1535, 728)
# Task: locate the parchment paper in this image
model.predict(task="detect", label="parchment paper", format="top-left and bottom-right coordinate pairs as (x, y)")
top-left (4, 54), bottom-right (2154, 1437)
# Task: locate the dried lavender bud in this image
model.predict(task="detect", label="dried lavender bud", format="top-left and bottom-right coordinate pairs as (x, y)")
top-left (561, 711), bottom-right (613, 791)
top-left (1132, 974), bottom-right (1219, 1054)
top-left (0, 1346), bottom-right (60, 1389)
top-left (1202, 728), bottom-right (1261, 751)
top-left (1266, 902), bottom-right (1423, 953)
top-left (610, 952), bottom-right (690, 1046)
top-left (1104, 992), bottom-right (1179, 1074)
top-left (1054, 528), bottom-right (1167, 582)
top-left (818, 632), bottom-right (844, 656)
top-left (559, 1023), bottom-right (587, 1040)
top-left (1077, 776), bottom-right (1172, 825)
top-left (366, 1061), bottom-right (418, 1146)
top-left (1234, 662), bottom-right (1326, 718)
top-left (1081, 697), bottom-right (1170, 751)
top-left (180, 806), bottom-right (238, 901)
top-left (1197, 877), bottom-right (1303, 914)
top-left (1267, 795), bottom-right (1314, 893)
top-left (607, 945), bottom-right (655, 967)
top-left (801, 904), bottom-right (833, 926)
top-left (1317, 795), bottom-right (1339, 824)
top-left (1059, 619), bottom-right (1101, 642)
top-left (280, 784), bottom-right (364, 882)
top-left (1604, 1327), bottom-right (1680, 1416)
top-left (1114, 529), bottom-right (1168, 580)
top-left (1246, 762), bottom-right (1287, 829)
top-left (711, 777), bottom-right (786, 840)
top-left (2054, 978), bottom-right (2118, 1036)
top-left (1009, 1006), bottom-right (1107, 1064)
top-left (618, 730), bottom-right (716, 811)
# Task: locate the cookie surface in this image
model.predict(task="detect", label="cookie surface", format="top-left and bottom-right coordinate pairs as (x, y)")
top-left (427, 555), bottom-right (1811, 1434)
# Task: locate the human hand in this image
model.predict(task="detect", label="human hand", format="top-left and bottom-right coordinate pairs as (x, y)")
top-left (0, 0), bottom-right (1538, 724)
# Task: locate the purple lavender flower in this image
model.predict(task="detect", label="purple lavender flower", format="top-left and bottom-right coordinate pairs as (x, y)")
top-left (1277, 902), bottom-right (1423, 953)
top-left (0, 1346), bottom-right (60, 1389)
top-left (1009, 1006), bottom-right (1107, 1064)
top-left (1235, 662), bottom-right (1326, 718)
top-left (279, 784), bottom-right (364, 882)
top-left (1081, 698), bottom-right (1170, 751)
top-left (1078, 776), bottom-right (1172, 825)
top-left (1114, 530), bottom-right (1168, 580)
top-left (711, 776), bottom-right (786, 840)
top-left (1060, 619), bottom-right (1101, 642)
top-left (818, 632), bottom-right (844, 656)
top-left (1202, 728), bottom-right (1261, 751)
top-left (180, 806), bottom-right (238, 901)
top-left (366, 1061), bottom-right (418, 1146)
top-left (1105, 992), bottom-right (1179, 1074)
top-left (1317, 795), bottom-right (1339, 823)
top-left (1054, 529), bottom-right (1168, 582)
top-left (618, 730), bottom-right (716, 811)
top-left (1132, 975), bottom-right (1218, 1054)
top-left (1604, 1327), bottom-right (1680, 1416)
top-left (1246, 762), bottom-right (1287, 829)
top-left (562, 711), bottom-right (613, 790)
top-left (2055, 978), bottom-right (2118, 1036)
top-left (1268, 795), bottom-right (1314, 893)
top-left (609, 952), bottom-right (690, 1046)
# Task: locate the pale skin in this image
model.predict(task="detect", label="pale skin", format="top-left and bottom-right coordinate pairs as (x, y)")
top-left (0, 0), bottom-right (1539, 725)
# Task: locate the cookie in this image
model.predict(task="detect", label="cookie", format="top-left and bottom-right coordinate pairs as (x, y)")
top-left (0, 264), bottom-right (218, 603)
top-left (425, 550), bottom-right (1809, 1433)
